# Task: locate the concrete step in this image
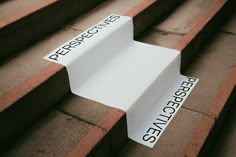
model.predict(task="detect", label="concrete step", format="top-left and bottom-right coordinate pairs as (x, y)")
top-left (115, 0), bottom-right (236, 156)
top-left (1, 0), bottom-right (235, 156)
top-left (0, 0), bottom-right (42, 21)
top-left (206, 12), bottom-right (236, 157)
top-left (208, 83), bottom-right (236, 157)
top-left (0, 0), bottom-right (182, 155)
top-left (180, 10), bottom-right (236, 157)
top-left (0, 0), bottom-right (107, 62)
top-left (119, 29), bottom-right (236, 156)
top-left (182, 66), bottom-right (236, 157)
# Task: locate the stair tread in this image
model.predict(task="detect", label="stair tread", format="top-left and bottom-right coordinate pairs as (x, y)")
top-left (156, 0), bottom-right (218, 34)
top-left (0, 0), bottom-right (143, 98)
top-left (118, 7), bottom-right (236, 157)
top-left (0, 0), bottom-right (42, 20)
top-left (1, 0), bottom-right (235, 156)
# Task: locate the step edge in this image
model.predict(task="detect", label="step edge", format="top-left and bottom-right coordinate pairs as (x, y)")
top-left (65, 0), bottom-right (230, 156)
top-left (0, 0), bottom-right (229, 156)
top-left (180, 66), bottom-right (236, 157)
top-left (0, 0), bottom-right (107, 61)
top-left (0, 0), bottom-right (57, 28)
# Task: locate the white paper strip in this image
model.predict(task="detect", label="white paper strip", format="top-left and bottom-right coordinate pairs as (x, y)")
top-left (44, 14), bottom-right (198, 148)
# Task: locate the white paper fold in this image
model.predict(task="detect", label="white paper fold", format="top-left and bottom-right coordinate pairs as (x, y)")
top-left (44, 14), bottom-right (198, 148)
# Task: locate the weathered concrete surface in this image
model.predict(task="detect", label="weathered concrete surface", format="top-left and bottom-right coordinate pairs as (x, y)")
top-left (204, 10), bottom-right (236, 157)
top-left (118, 1), bottom-right (236, 156)
top-left (117, 108), bottom-right (203, 157)
top-left (155, 0), bottom-right (218, 35)
top-left (138, 28), bottom-right (183, 48)
top-left (0, 28), bottom-right (81, 97)
top-left (69, 0), bottom-right (143, 31)
top-left (2, 0), bottom-right (235, 156)
top-left (183, 33), bottom-right (236, 113)
top-left (58, 94), bottom-right (111, 125)
top-left (222, 10), bottom-right (236, 34)
top-left (3, 111), bottom-right (94, 157)
top-left (209, 102), bottom-right (236, 157)
top-left (0, 0), bottom-right (41, 20)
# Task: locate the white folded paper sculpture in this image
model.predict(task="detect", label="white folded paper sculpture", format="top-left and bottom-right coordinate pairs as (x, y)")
top-left (44, 14), bottom-right (198, 148)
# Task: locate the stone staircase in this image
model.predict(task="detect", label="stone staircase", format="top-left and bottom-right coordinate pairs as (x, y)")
top-left (0, 0), bottom-right (235, 156)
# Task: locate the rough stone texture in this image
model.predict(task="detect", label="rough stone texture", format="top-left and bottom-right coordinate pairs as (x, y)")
top-left (1, 0), bottom-right (234, 157)
top-left (155, 0), bottom-right (218, 35)
top-left (138, 28), bottom-right (183, 48)
top-left (181, 68), bottom-right (236, 157)
top-left (68, 0), bottom-right (143, 31)
top-left (207, 67), bottom-right (236, 119)
top-left (0, 27), bottom-right (81, 97)
top-left (0, 0), bottom-right (41, 20)
top-left (222, 10), bottom-right (236, 34)
top-left (58, 94), bottom-right (110, 125)
top-left (117, 108), bottom-right (203, 157)
top-left (96, 108), bottom-right (126, 154)
top-left (204, 12), bottom-right (236, 157)
top-left (67, 126), bottom-right (110, 157)
top-left (3, 110), bottom-right (94, 157)
top-left (180, 115), bottom-right (215, 157)
top-left (183, 33), bottom-right (236, 113)
top-left (209, 100), bottom-right (236, 157)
